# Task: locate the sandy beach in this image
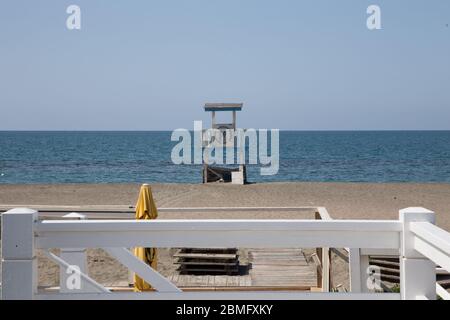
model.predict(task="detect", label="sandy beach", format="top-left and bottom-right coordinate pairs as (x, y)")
top-left (1, 182), bottom-right (450, 227)
top-left (1, 182), bottom-right (450, 290)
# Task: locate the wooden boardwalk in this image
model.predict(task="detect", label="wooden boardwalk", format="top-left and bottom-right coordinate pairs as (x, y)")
top-left (168, 248), bottom-right (317, 290)
top-left (249, 248), bottom-right (317, 288)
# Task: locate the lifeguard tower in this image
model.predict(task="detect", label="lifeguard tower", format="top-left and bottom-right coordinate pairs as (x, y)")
top-left (202, 103), bottom-right (247, 184)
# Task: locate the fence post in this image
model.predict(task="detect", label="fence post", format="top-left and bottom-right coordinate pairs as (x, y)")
top-left (1, 208), bottom-right (38, 300)
top-left (315, 211), bottom-right (330, 292)
top-left (60, 213), bottom-right (89, 293)
top-left (349, 248), bottom-right (362, 292)
top-left (322, 247), bottom-right (330, 292)
top-left (399, 207), bottom-right (436, 300)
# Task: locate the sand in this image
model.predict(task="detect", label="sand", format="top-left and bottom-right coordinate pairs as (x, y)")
top-left (1, 182), bottom-right (450, 226)
top-left (1, 182), bottom-right (450, 290)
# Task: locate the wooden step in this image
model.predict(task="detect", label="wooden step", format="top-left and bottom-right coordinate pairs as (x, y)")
top-left (174, 260), bottom-right (238, 266)
top-left (174, 253), bottom-right (238, 260)
top-left (374, 266), bottom-right (400, 276)
top-left (179, 248), bottom-right (237, 253)
top-left (380, 274), bottom-right (400, 283)
top-left (370, 255), bottom-right (399, 261)
top-left (369, 259), bottom-right (400, 268)
top-left (178, 267), bottom-right (239, 274)
top-left (437, 279), bottom-right (450, 289)
top-left (174, 247), bottom-right (240, 275)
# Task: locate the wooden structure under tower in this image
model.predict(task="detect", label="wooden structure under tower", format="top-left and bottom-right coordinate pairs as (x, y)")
top-left (202, 103), bottom-right (247, 184)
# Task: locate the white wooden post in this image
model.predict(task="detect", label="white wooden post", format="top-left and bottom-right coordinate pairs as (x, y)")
top-left (359, 254), bottom-right (371, 293)
top-left (212, 111), bottom-right (216, 128)
top-left (322, 247), bottom-right (330, 292)
top-left (349, 248), bottom-right (362, 292)
top-left (59, 213), bottom-right (89, 293)
top-left (232, 110), bottom-right (236, 129)
top-left (1, 208), bottom-right (38, 299)
top-left (400, 207), bottom-right (436, 300)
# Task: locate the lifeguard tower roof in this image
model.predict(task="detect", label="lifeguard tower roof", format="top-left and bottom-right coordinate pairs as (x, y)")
top-left (204, 103), bottom-right (243, 112)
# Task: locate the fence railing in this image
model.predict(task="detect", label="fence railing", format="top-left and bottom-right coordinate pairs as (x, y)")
top-left (1, 206), bottom-right (450, 300)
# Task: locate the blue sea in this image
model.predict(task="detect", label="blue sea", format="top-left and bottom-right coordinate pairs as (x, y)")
top-left (1, 131), bottom-right (450, 184)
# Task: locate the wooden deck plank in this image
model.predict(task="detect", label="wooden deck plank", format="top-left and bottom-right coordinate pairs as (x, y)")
top-left (249, 248), bottom-right (317, 288)
top-left (169, 274), bottom-right (256, 288)
top-left (213, 276), bottom-right (228, 287)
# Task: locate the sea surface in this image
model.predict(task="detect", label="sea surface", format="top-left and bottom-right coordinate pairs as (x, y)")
top-left (1, 131), bottom-right (450, 184)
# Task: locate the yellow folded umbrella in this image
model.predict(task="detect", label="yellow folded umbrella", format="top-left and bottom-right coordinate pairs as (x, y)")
top-left (134, 183), bottom-right (158, 291)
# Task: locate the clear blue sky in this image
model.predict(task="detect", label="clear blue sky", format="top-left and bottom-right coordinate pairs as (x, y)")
top-left (1, 0), bottom-right (449, 130)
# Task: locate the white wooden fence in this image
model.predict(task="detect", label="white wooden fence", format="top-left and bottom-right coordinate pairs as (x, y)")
top-left (1, 206), bottom-right (450, 300)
